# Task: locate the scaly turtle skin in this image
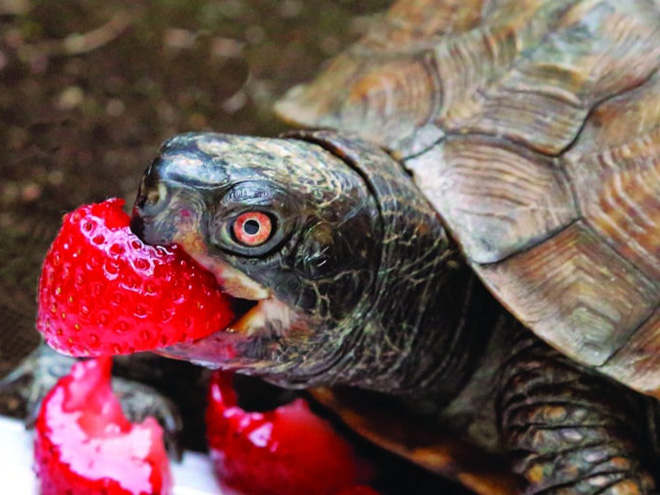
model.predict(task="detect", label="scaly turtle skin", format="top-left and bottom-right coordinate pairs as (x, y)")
top-left (128, 1), bottom-right (660, 494)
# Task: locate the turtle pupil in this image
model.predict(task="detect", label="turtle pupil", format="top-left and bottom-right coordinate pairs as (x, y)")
top-left (244, 219), bottom-right (260, 235)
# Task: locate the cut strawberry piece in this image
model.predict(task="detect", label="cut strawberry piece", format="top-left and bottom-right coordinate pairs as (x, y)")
top-left (206, 371), bottom-right (375, 495)
top-left (34, 357), bottom-right (173, 495)
top-left (36, 198), bottom-right (234, 356)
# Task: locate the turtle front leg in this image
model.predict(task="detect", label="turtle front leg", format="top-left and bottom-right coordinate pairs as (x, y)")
top-left (497, 336), bottom-right (656, 495)
top-left (0, 342), bottom-right (76, 420)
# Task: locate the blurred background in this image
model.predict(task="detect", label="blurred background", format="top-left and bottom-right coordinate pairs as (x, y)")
top-left (0, 1), bottom-right (473, 494)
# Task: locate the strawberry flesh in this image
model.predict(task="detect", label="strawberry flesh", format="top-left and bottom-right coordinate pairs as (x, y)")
top-left (206, 371), bottom-right (375, 495)
top-left (36, 198), bottom-right (234, 356)
top-left (34, 357), bottom-right (173, 495)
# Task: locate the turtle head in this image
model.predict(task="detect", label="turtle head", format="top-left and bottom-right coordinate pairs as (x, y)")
top-left (131, 132), bottom-right (382, 386)
top-left (132, 131), bottom-right (480, 393)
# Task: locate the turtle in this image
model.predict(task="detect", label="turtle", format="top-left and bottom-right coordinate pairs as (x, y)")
top-left (8, 0), bottom-right (660, 494)
top-left (124, 0), bottom-right (660, 493)
top-left (122, 0), bottom-right (660, 495)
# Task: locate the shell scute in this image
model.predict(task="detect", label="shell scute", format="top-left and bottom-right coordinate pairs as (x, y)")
top-left (564, 129), bottom-right (660, 281)
top-left (599, 309), bottom-right (660, 397)
top-left (567, 70), bottom-right (660, 155)
top-left (361, 0), bottom-right (485, 51)
top-left (407, 136), bottom-right (577, 264)
top-left (477, 221), bottom-right (659, 366)
top-left (445, 0), bottom-right (660, 154)
top-left (276, 50), bottom-right (444, 154)
top-left (277, 0), bottom-right (568, 154)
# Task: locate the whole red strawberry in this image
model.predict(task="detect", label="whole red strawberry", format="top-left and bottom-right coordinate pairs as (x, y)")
top-left (34, 357), bottom-right (172, 495)
top-left (206, 371), bottom-right (376, 495)
top-left (37, 198), bottom-right (234, 356)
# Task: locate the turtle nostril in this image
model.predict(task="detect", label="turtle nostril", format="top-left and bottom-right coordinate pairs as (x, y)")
top-left (149, 183), bottom-right (168, 205)
top-left (137, 183), bottom-right (166, 209)
top-left (146, 188), bottom-right (161, 205)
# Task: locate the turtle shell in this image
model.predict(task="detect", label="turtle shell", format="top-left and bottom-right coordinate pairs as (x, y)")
top-left (276, 0), bottom-right (660, 399)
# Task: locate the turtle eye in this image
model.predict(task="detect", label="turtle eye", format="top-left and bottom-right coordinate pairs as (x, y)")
top-left (232, 212), bottom-right (274, 247)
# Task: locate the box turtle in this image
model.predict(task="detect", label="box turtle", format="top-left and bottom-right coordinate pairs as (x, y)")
top-left (9, 0), bottom-right (660, 494)
top-left (127, 0), bottom-right (660, 493)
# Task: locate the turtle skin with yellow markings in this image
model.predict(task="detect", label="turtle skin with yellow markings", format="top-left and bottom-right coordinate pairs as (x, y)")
top-left (128, 1), bottom-right (660, 494)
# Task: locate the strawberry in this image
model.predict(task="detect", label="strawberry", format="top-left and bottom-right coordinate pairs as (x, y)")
top-left (206, 371), bottom-right (375, 495)
top-left (36, 198), bottom-right (234, 356)
top-left (34, 357), bottom-right (173, 495)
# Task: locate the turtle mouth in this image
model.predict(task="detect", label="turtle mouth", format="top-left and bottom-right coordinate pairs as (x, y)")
top-left (156, 273), bottom-right (301, 367)
top-left (155, 243), bottom-right (305, 366)
top-left (219, 282), bottom-right (299, 339)
top-left (180, 249), bottom-right (299, 338)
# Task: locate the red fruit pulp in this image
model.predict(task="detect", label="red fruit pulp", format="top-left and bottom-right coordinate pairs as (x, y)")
top-left (206, 371), bottom-right (375, 495)
top-left (36, 198), bottom-right (234, 356)
top-left (34, 357), bottom-right (172, 495)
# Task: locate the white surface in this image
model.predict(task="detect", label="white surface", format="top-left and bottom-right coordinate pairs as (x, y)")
top-left (0, 416), bottom-right (37, 494)
top-left (0, 415), bottom-right (223, 494)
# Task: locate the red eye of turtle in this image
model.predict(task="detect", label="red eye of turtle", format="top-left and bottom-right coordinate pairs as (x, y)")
top-left (232, 212), bottom-right (273, 247)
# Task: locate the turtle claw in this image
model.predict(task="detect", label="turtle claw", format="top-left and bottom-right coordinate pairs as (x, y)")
top-left (0, 342), bottom-right (185, 461)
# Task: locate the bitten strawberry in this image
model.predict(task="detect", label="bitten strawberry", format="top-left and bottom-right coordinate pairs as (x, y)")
top-left (34, 357), bottom-right (172, 495)
top-left (206, 371), bottom-right (375, 495)
top-left (37, 198), bottom-right (234, 356)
